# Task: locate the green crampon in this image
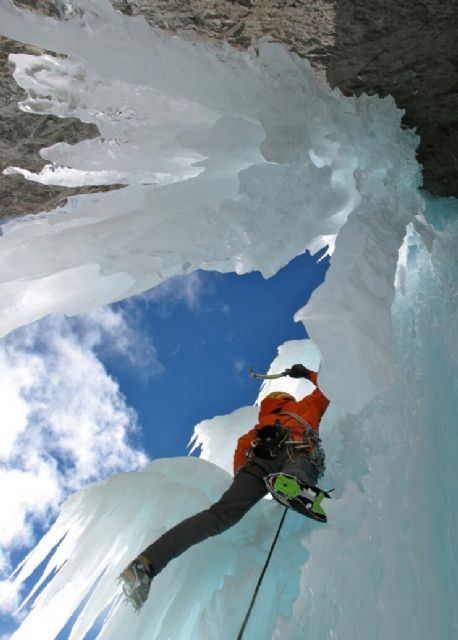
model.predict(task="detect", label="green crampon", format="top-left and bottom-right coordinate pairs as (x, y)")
top-left (273, 474), bottom-right (301, 498)
top-left (311, 491), bottom-right (327, 517)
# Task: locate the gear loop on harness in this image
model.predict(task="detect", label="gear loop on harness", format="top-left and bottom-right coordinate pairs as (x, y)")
top-left (247, 411), bottom-right (326, 478)
top-left (250, 420), bottom-right (290, 459)
top-left (278, 410), bottom-right (326, 478)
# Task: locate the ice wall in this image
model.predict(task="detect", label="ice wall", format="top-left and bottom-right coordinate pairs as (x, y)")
top-left (6, 202), bottom-right (458, 640)
top-left (0, 0), bottom-right (422, 411)
top-left (2, 5), bottom-right (455, 637)
top-left (6, 457), bottom-right (308, 640)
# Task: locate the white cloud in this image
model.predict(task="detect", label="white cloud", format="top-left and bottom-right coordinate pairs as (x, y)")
top-left (0, 578), bottom-right (20, 618)
top-left (233, 357), bottom-right (247, 373)
top-left (0, 309), bottom-right (149, 613)
top-left (0, 358), bottom-right (29, 460)
top-left (140, 272), bottom-right (210, 312)
top-left (68, 305), bottom-right (163, 379)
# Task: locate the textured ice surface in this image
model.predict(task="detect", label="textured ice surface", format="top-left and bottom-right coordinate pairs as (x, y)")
top-left (7, 213), bottom-right (458, 639)
top-left (7, 457), bottom-right (306, 640)
top-left (2, 2), bottom-right (456, 637)
top-left (0, 0), bottom-right (422, 410)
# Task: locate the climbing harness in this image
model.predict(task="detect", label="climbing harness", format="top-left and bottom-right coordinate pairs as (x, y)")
top-left (278, 410), bottom-right (326, 478)
top-left (251, 422), bottom-right (290, 459)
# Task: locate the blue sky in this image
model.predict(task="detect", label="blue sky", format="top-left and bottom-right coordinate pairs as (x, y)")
top-left (105, 248), bottom-right (329, 460)
top-left (0, 248), bottom-right (329, 638)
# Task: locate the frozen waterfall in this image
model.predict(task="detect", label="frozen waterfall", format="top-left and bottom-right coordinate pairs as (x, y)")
top-left (0, 0), bottom-right (423, 411)
top-left (0, 1), bottom-right (456, 639)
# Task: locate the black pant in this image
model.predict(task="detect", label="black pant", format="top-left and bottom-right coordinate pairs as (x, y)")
top-left (142, 449), bottom-right (318, 575)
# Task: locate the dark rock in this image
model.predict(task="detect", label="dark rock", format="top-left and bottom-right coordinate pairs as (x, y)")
top-left (1, 0), bottom-right (457, 220)
top-left (112, 0), bottom-right (458, 198)
top-left (0, 31), bottom-right (99, 219)
top-left (327, 0), bottom-right (458, 197)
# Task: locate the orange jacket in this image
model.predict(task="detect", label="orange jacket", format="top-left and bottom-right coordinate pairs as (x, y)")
top-left (233, 371), bottom-right (330, 474)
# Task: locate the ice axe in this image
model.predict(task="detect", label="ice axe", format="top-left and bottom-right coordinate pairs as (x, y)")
top-left (249, 364), bottom-right (312, 380)
top-left (248, 367), bottom-right (288, 380)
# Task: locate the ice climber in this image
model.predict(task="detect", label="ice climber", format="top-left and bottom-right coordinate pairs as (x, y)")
top-left (120, 363), bottom-right (330, 610)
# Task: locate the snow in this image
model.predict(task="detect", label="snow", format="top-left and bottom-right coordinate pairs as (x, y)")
top-left (0, 0), bottom-right (422, 411)
top-left (0, 1), bottom-right (457, 639)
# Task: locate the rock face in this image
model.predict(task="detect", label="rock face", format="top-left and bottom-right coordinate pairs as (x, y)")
top-left (0, 31), bottom-right (99, 217)
top-left (112, 0), bottom-right (336, 82)
top-left (327, 0), bottom-right (458, 198)
top-left (0, 0), bottom-right (457, 219)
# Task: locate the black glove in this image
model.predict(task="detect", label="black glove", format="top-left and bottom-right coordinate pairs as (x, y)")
top-left (284, 364), bottom-right (312, 379)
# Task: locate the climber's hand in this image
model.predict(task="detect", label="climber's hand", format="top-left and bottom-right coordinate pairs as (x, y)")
top-left (284, 364), bottom-right (312, 379)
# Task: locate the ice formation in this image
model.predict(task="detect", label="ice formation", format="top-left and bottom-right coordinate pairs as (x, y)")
top-left (0, 0), bottom-right (423, 411)
top-left (1, 1), bottom-right (457, 639)
top-left (7, 224), bottom-right (458, 638)
top-left (189, 340), bottom-right (323, 475)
